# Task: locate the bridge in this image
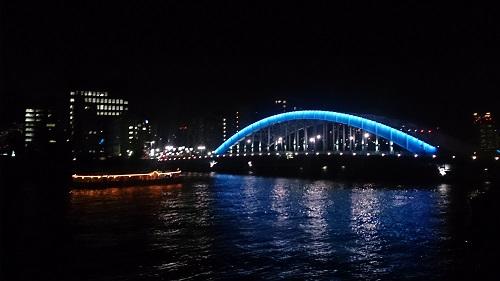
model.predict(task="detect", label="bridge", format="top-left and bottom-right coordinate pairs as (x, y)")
top-left (214, 110), bottom-right (437, 156)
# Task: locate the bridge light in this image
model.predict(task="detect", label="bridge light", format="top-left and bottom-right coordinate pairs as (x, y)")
top-left (495, 157), bottom-right (499, 161)
top-left (243, 153), bottom-right (246, 156)
top-left (414, 154), bottom-right (418, 158)
top-left (381, 153), bottom-right (385, 156)
top-left (248, 161), bottom-right (253, 167)
top-left (259, 153), bottom-right (263, 156)
top-left (327, 152), bottom-right (331, 155)
top-left (305, 152), bottom-right (309, 155)
top-left (397, 153), bottom-right (401, 157)
top-left (349, 136), bottom-right (354, 140)
top-left (309, 137), bottom-right (315, 143)
top-left (316, 152), bottom-right (319, 155)
top-left (209, 161), bottom-right (217, 168)
top-left (363, 133), bottom-right (370, 138)
top-left (278, 137), bottom-right (283, 143)
top-left (322, 166), bottom-right (328, 171)
top-left (472, 155), bottom-right (477, 160)
top-left (246, 139), bottom-right (251, 143)
top-left (276, 153), bottom-right (280, 156)
top-left (339, 152), bottom-right (343, 156)
top-left (316, 135), bottom-right (321, 139)
top-left (367, 153), bottom-right (370, 156)
top-left (294, 152), bottom-right (298, 155)
top-left (452, 155), bottom-right (456, 159)
top-left (432, 155), bottom-right (437, 158)
top-left (197, 145), bottom-right (206, 150)
top-left (352, 153), bottom-right (356, 156)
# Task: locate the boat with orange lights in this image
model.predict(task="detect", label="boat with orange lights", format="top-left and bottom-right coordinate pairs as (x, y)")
top-left (71, 170), bottom-right (182, 188)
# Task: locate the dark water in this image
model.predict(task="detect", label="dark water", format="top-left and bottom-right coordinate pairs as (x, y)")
top-left (54, 173), bottom-right (497, 281)
top-left (2, 172), bottom-right (499, 280)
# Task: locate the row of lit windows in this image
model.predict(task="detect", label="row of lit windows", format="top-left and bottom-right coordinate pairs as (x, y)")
top-left (71, 91), bottom-right (108, 97)
top-left (25, 118), bottom-right (43, 122)
top-left (25, 109), bottom-right (45, 113)
top-left (97, 111), bottom-right (122, 116)
top-left (84, 98), bottom-right (128, 104)
top-left (97, 105), bottom-right (125, 111)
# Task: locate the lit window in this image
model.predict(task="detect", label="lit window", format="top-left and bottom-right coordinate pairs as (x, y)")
top-left (92, 98), bottom-right (96, 103)
top-left (119, 106), bottom-right (123, 110)
top-left (124, 100), bottom-right (128, 104)
top-left (70, 98), bottom-right (74, 103)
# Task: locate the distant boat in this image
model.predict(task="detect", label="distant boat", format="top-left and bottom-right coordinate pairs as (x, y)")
top-left (71, 170), bottom-right (182, 188)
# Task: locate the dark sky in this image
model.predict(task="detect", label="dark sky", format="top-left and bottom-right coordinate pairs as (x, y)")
top-left (1, 1), bottom-right (499, 136)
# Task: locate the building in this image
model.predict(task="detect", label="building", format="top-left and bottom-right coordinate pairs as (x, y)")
top-left (69, 90), bottom-right (129, 160)
top-left (127, 119), bottom-right (154, 158)
top-left (473, 112), bottom-right (498, 153)
top-left (23, 108), bottom-right (59, 153)
top-left (274, 99), bottom-right (288, 113)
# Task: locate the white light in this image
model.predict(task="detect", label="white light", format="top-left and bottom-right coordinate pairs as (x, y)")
top-left (397, 153), bottom-right (401, 157)
top-left (363, 133), bottom-right (370, 138)
top-left (209, 161), bottom-right (217, 168)
top-left (327, 152), bottom-right (331, 155)
top-left (247, 161), bottom-right (253, 167)
top-left (305, 152), bottom-right (309, 155)
top-left (414, 154), bottom-right (418, 158)
top-left (315, 152), bottom-right (319, 155)
top-left (150, 149), bottom-right (155, 157)
top-left (352, 153), bottom-right (356, 156)
top-left (322, 166), bottom-right (327, 170)
top-left (495, 157), bottom-right (499, 161)
top-left (367, 153), bottom-right (370, 156)
top-left (309, 137), bottom-right (315, 143)
top-left (276, 153), bottom-right (280, 156)
top-left (246, 139), bottom-right (251, 143)
top-left (452, 155), bottom-right (456, 159)
top-left (381, 153), bottom-right (385, 156)
top-left (438, 167), bottom-right (447, 176)
top-left (197, 145), bottom-right (206, 150)
top-left (432, 155), bottom-right (436, 158)
top-left (472, 155), bottom-right (477, 160)
top-left (339, 152), bottom-right (343, 156)
top-left (349, 136), bottom-right (354, 140)
top-left (316, 135), bottom-right (321, 139)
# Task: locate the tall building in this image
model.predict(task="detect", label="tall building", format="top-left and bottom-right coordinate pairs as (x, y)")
top-left (473, 112), bottom-right (498, 153)
top-left (127, 119), bottom-right (154, 158)
top-left (69, 90), bottom-right (129, 160)
top-left (24, 108), bottom-right (59, 152)
top-left (222, 117), bottom-right (227, 142)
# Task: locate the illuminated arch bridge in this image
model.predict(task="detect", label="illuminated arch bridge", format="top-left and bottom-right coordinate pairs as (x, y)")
top-left (214, 110), bottom-right (437, 156)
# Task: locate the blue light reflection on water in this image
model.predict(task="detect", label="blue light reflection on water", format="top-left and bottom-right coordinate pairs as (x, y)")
top-left (69, 174), bottom-right (454, 280)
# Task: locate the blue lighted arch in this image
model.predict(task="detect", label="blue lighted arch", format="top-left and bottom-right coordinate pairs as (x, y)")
top-left (214, 110), bottom-right (437, 155)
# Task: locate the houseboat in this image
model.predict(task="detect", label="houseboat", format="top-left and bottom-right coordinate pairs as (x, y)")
top-left (71, 170), bottom-right (182, 188)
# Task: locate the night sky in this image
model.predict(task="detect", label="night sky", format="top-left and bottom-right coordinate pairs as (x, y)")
top-left (1, 1), bottom-right (499, 137)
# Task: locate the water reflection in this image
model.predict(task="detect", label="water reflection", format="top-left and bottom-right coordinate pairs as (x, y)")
top-left (349, 185), bottom-right (383, 275)
top-left (67, 174), bottom-right (463, 280)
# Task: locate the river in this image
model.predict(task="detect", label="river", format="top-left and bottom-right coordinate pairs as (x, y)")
top-left (51, 173), bottom-right (497, 280)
